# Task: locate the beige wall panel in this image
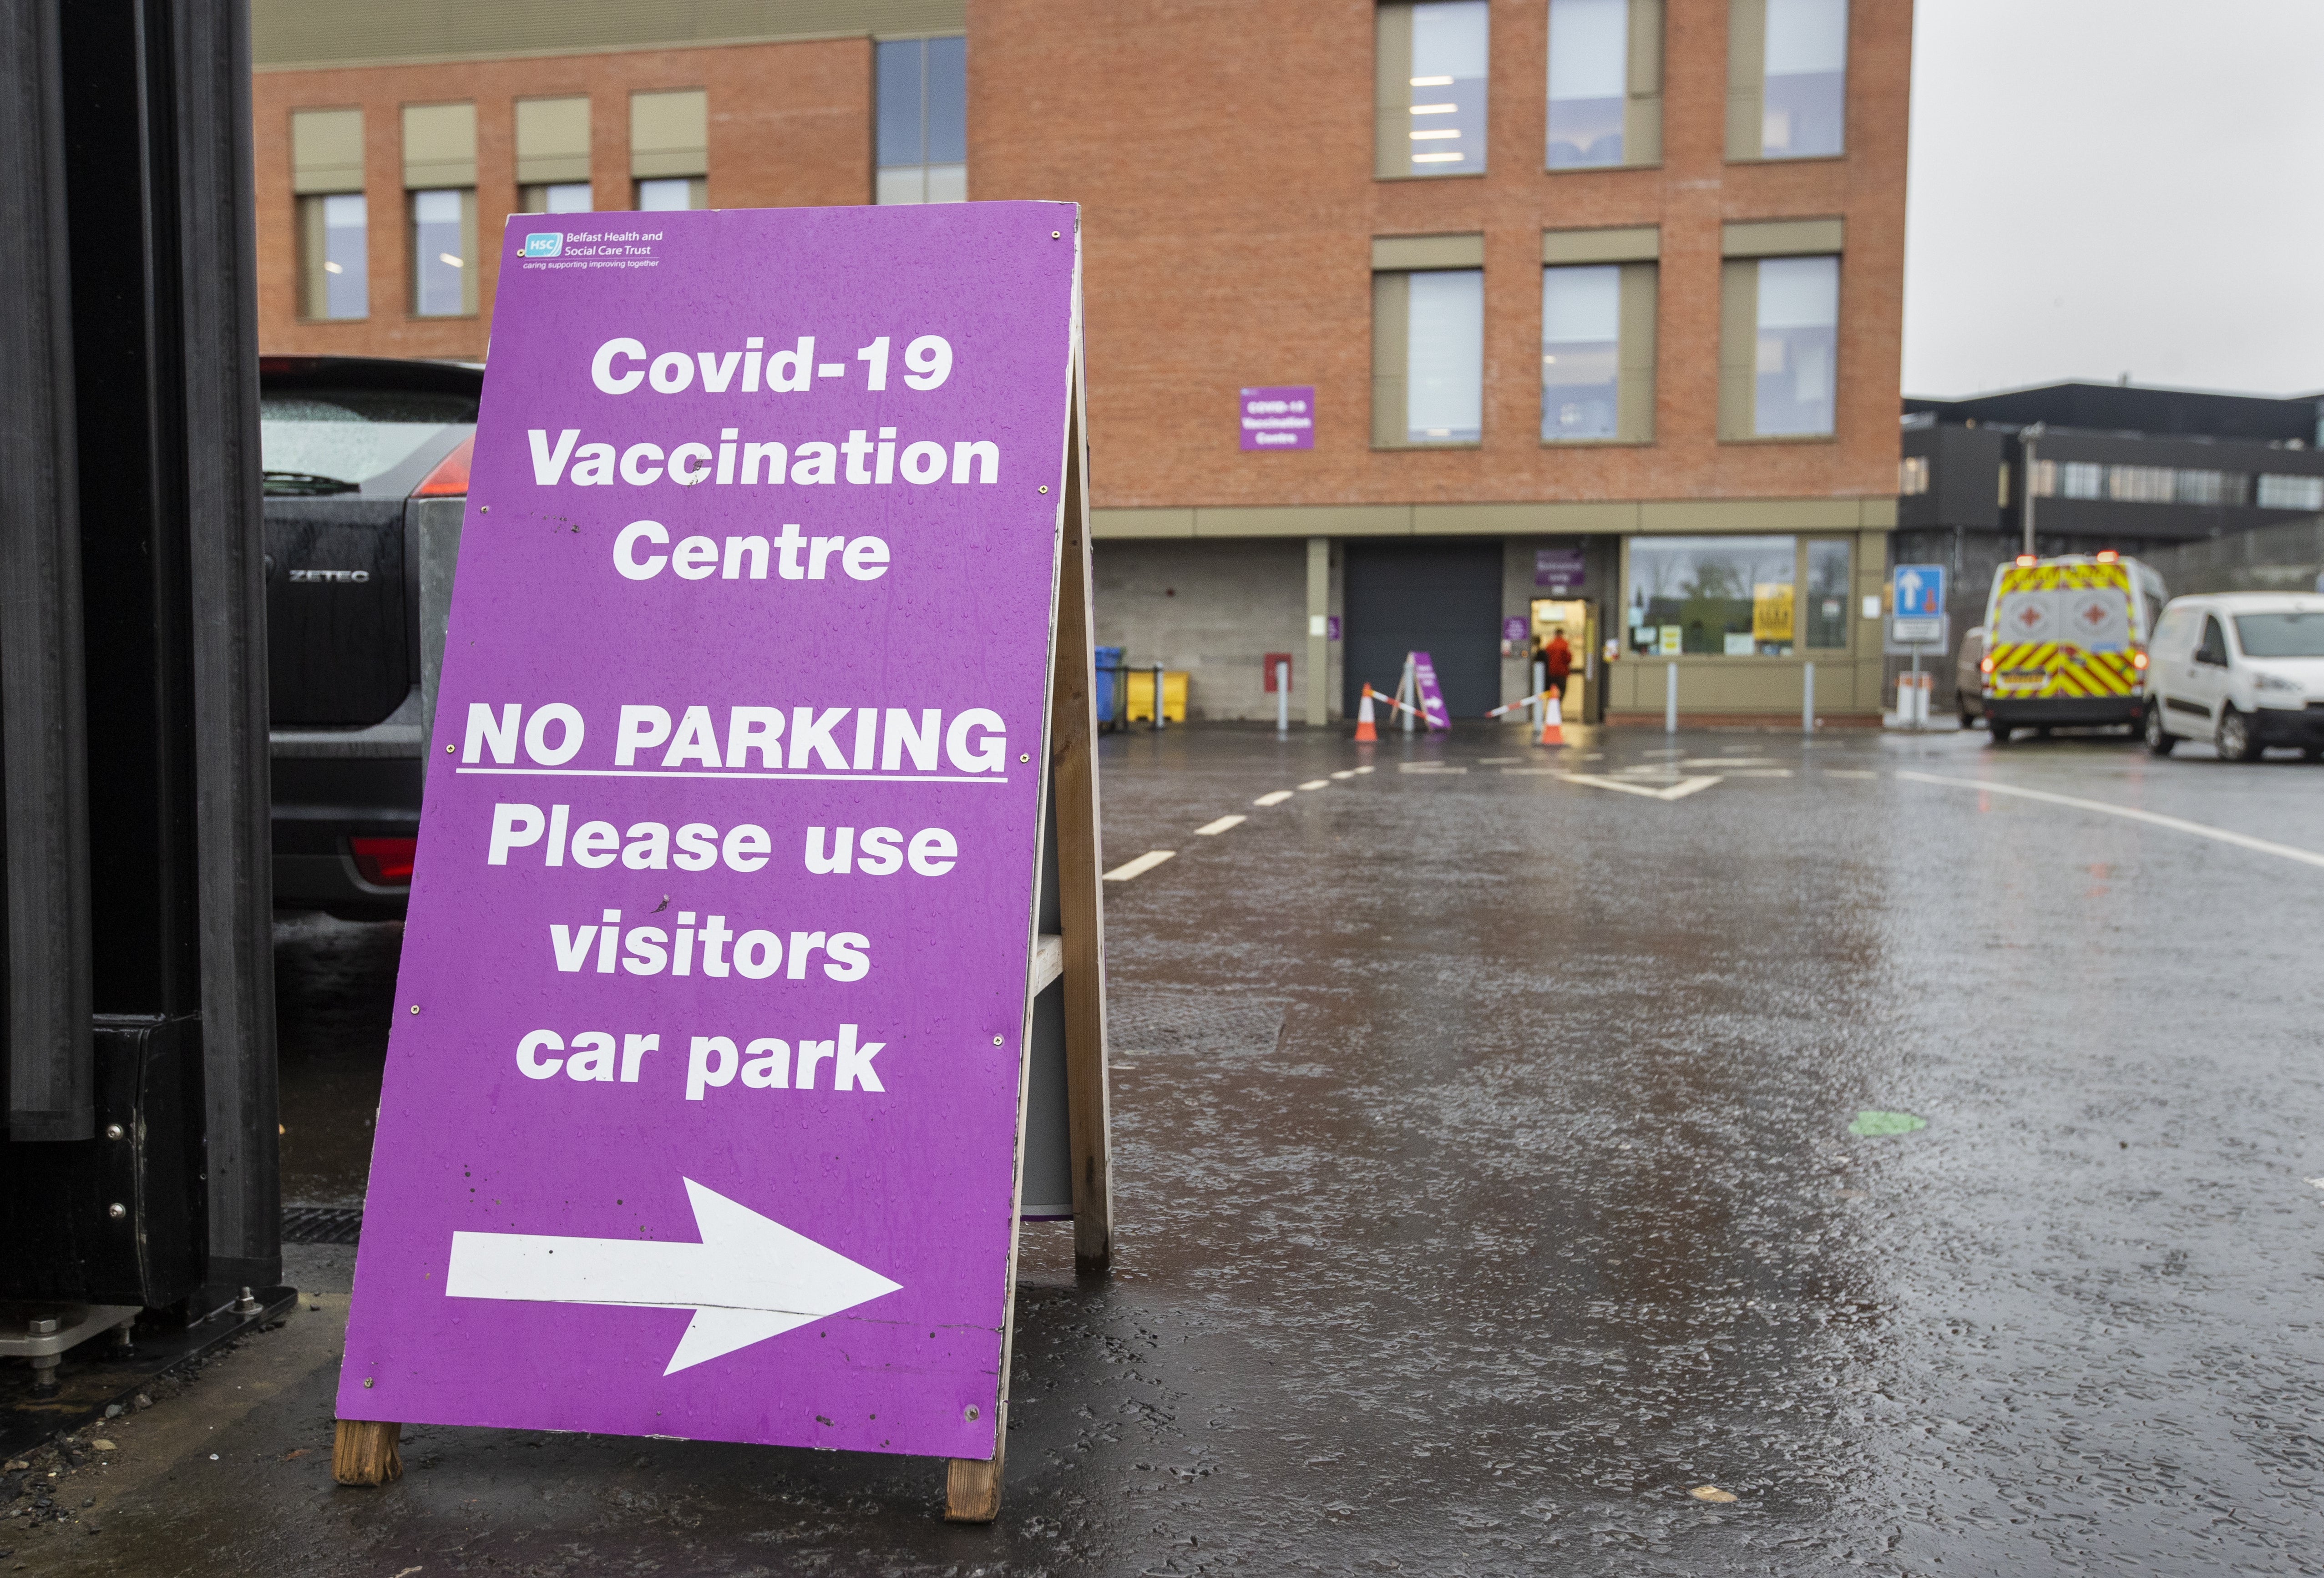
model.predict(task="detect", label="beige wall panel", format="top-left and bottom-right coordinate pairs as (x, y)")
top-left (1616, 263), bottom-right (1656, 442)
top-left (1092, 509), bottom-right (1195, 539)
top-left (1722, 217), bottom-right (1845, 257)
top-left (254, 0), bottom-right (967, 68)
top-left (1858, 497), bottom-right (1898, 527)
top-left (1370, 270), bottom-right (1408, 449)
top-left (1726, 0), bottom-right (1765, 159)
top-left (1624, 0), bottom-right (1663, 164)
top-left (1372, 233), bottom-right (1486, 271)
top-left (515, 96), bottom-right (591, 182)
top-left (402, 101), bottom-right (476, 187)
top-left (290, 106), bottom-right (365, 193)
top-left (1716, 258), bottom-right (1758, 440)
top-left (631, 87), bottom-right (708, 177)
top-left (1197, 505), bottom-right (1412, 537)
top-left (1638, 497), bottom-right (1866, 533)
top-left (1413, 501), bottom-right (1637, 535)
top-left (1541, 225), bottom-right (1658, 264)
top-left (1373, 3), bottom-right (1412, 179)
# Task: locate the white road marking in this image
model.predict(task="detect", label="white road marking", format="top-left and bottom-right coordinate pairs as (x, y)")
top-left (1681, 758), bottom-right (1777, 768)
top-left (1194, 815), bottom-right (1246, 835)
top-left (1298, 779), bottom-right (1330, 790)
top-left (1559, 773), bottom-right (1722, 801)
top-left (1398, 763), bottom-right (1467, 774)
top-left (1329, 770), bottom-right (1357, 779)
top-left (1823, 769), bottom-right (1879, 779)
top-left (1252, 790), bottom-right (1295, 807)
top-left (1352, 765), bottom-right (1375, 774)
top-left (1478, 757), bottom-right (1523, 764)
top-left (1896, 769), bottom-right (2324, 870)
top-left (1103, 849), bottom-right (1178, 881)
top-left (2308, 1178), bottom-right (2324, 1190)
top-left (1725, 768), bottom-right (1795, 777)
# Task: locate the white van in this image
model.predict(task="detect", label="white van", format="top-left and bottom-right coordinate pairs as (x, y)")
top-left (2143, 592), bottom-right (2324, 761)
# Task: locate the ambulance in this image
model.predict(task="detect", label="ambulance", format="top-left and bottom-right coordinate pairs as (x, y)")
top-left (1976, 552), bottom-right (2169, 743)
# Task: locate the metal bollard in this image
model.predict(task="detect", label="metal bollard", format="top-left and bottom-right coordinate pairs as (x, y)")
top-left (1665, 662), bottom-right (1678, 734)
top-left (1802, 660), bottom-right (1815, 734)
top-left (1152, 663), bottom-right (1165, 732)
top-left (1275, 660), bottom-right (1289, 734)
top-left (1530, 659), bottom-right (1545, 724)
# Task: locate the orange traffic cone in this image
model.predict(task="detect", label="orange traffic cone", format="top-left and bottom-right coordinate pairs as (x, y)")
top-left (1353, 686), bottom-right (1379, 743)
top-left (1536, 693), bottom-right (1564, 747)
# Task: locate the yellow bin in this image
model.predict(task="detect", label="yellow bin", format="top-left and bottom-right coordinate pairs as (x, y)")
top-left (1124, 669), bottom-right (1187, 723)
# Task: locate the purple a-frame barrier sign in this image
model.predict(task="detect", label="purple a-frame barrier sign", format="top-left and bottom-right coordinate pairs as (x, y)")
top-left (335, 202), bottom-right (1100, 1497)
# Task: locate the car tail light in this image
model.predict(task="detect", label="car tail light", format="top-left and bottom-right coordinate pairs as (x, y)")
top-left (413, 435), bottom-right (473, 497)
top-left (2096, 549), bottom-right (2119, 562)
top-left (1980, 657), bottom-right (1995, 674)
top-left (350, 836), bottom-right (417, 886)
top-left (2015, 554), bottom-right (2036, 567)
top-left (2133, 651), bottom-right (2149, 669)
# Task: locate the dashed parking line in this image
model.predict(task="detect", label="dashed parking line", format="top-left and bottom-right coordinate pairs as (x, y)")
top-left (1194, 814), bottom-right (1246, 835)
top-left (1252, 789), bottom-right (1295, 807)
top-left (1103, 849), bottom-right (1177, 882)
top-left (1298, 779), bottom-right (1330, 790)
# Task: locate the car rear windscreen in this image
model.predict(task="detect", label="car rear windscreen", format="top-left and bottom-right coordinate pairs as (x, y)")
top-left (2234, 612), bottom-right (2324, 658)
top-left (261, 389), bottom-right (478, 496)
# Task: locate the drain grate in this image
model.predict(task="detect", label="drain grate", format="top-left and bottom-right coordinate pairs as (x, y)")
top-left (282, 1204), bottom-right (364, 1245)
top-left (1108, 992), bottom-right (1288, 1058)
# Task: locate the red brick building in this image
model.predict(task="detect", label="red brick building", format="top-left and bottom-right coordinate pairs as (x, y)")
top-left (254, 0), bottom-right (1911, 723)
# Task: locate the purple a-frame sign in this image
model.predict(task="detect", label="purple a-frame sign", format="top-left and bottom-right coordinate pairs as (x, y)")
top-left (334, 203), bottom-right (1094, 1482)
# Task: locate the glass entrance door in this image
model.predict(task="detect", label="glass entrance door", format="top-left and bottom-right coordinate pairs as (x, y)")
top-left (1530, 598), bottom-right (1598, 721)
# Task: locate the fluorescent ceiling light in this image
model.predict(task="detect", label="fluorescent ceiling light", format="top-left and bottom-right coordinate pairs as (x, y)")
top-left (1409, 103), bottom-right (1458, 115)
top-left (440, 252), bottom-right (464, 268)
top-left (1410, 74), bottom-right (1453, 86)
top-left (1409, 128), bottom-right (1462, 140)
top-left (1411, 152), bottom-right (1465, 163)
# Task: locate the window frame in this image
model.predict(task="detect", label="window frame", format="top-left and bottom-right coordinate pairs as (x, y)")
top-left (406, 187), bottom-right (477, 319)
top-left (1716, 248), bottom-right (1842, 443)
top-left (1617, 532), bottom-right (1858, 660)
top-left (1376, 0), bottom-right (1491, 181)
top-left (1725, 0), bottom-right (1849, 164)
top-left (874, 34), bottom-right (968, 205)
top-left (1545, 0), bottom-right (1664, 172)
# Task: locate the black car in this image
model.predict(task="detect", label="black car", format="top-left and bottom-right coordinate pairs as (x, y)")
top-left (263, 356), bottom-right (479, 917)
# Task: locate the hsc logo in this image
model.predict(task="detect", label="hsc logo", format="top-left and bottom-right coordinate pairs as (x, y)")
top-left (522, 233), bottom-right (564, 258)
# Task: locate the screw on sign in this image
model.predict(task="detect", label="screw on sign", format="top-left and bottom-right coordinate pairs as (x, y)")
top-left (330, 204), bottom-right (1114, 1526)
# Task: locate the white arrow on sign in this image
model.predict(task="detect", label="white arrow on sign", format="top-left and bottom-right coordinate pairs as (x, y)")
top-left (445, 1178), bottom-right (902, 1375)
top-left (1899, 569), bottom-right (1924, 611)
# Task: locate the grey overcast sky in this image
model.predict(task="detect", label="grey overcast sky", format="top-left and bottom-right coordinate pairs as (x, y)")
top-left (1903, 0), bottom-right (2324, 399)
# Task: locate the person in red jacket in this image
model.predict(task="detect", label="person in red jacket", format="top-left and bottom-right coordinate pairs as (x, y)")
top-left (1542, 627), bottom-right (1573, 702)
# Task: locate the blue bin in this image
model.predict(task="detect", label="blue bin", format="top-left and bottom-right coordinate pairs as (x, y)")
top-left (1093, 645), bottom-right (1123, 726)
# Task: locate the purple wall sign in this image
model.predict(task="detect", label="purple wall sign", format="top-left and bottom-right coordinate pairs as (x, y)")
top-left (1239, 385), bottom-right (1314, 450)
top-left (1502, 616), bottom-right (1529, 644)
top-left (334, 203), bottom-right (1080, 1466)
top-left (1411, 651), bottom-right (1452, 731)
top-left (1535, 547), bottom-right (1585, 592)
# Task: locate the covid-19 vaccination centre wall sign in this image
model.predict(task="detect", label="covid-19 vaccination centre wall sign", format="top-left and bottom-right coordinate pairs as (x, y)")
top-left (331, 202), bottom-right (1114, 1524)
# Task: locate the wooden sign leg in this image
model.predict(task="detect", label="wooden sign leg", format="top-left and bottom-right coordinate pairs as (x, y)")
top-left (332, 1419), bottom-right (404, 1486)
top-left (1050, 360), bottom-right (1114, 1273)
top-left (945, 1436), bottom-right (1005, 1522)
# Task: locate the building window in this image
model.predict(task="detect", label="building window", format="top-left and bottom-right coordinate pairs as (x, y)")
top-left (635, 178), bottom-right (704, 210)
top-left (402, 102), bottom-right (476, 317)
top-left (1372, 236), bottom-right (1485, 445)
top-left (1805, 538), bottom-right (1850, 647)
top-left (2107, 465), bottom-right (2176, 504)
top-left (2258, 473), bottom-right (2324, 510)
top-left (298, 194), bottom-right (369, 321)
top-left (1898, 455), bottom-right (1929, 495)
top-left (1720, 253), bottom-right (1838, 438)
top-left (2175, 469), bottom-right (2244, 506)
top-left (521, 182), bottom-right (593, 215)
top-left (1728, 0), bottom-right (1846, 161)
top-left (631, 90), bottom-right (707, 210)
top-left (1376, 1), bottom-right (1489, 178)
top-left (1625, 535), bottom-right (1800, 656)
top-left (1546, 0), bottom-right (1661, 169)
top-left (1541, 259), bottom-right (1655, 442)
top-left (876, 37), bottom-right (967, 204)
top-left (2062, 460), bottom-right (2103, 498)
top-left (409, 189), bottom-right (476, 317)
top-left (292, 107), bottom-right (366, 321)
top-left (516, 97), bottom-right (592, 214)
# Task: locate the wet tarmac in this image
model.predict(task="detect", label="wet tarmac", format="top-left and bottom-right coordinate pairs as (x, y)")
top-left (17, 722), bottom-right (2324, 1575)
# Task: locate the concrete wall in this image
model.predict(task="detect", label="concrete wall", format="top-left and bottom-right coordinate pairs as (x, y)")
top-left (1092, 540), bottom-right (1333, 722)
top-left (2142, 516), bottom-right (2324, 596)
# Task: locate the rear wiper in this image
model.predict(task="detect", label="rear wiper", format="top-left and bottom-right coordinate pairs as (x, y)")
top-left (263, 469), bottom-right (361, 496)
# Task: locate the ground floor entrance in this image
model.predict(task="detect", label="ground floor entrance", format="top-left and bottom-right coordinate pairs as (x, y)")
top-left (1529, 597), bottom-right (1600, 724)
top-left (1342, 540), bottom-right (1501, 721)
